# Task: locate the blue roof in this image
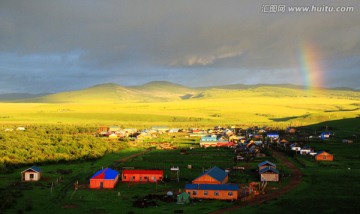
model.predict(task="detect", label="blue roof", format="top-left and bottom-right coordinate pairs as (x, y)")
top-left (258, 160), bottom-right (276, 168)
top-left (91, 168), bottom-right (119, 180)
top-left (195, 166), bottom-right (227, 182)
top-left (185, 184), bottom-right (239, 191)
top-left (259, 166), bottom-right (279, 174)
top-left (22, 166), bottom-right (41, 173)
top-left (30, 166), bottom-right (41, 172)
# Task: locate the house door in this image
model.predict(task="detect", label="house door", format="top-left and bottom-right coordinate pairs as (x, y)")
top-left (100, 182), bottom-right (104, 189)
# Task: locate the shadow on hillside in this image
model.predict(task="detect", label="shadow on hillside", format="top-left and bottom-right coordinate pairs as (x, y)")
top-left (269, 114), bottom-right (310, 122)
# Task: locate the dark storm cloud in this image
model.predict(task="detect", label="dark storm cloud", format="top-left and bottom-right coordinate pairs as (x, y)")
top-left (0, 0), bottom-right (359, 93)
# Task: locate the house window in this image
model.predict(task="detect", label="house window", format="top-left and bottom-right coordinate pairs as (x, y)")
top-left (323, 156), bottom-right (327, 160)
top-left (29, 174), bottom-right (34, 179)
top-left (228, 192), bottom-right (233, 196)
top-left (214, 191), bottom-right (219, 196)
top-left (192, 191), bottom-right (197, 196)
top-left (204, 191), bottom-right (208, 196)
top-left (140, 177), bottom-right (142, 181)
top-left (144, 176), bottom-right (148, 181)
top-left (152, 176), bottom-right (156, 181)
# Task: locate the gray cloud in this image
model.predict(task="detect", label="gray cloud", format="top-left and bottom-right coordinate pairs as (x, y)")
top-left (0, 0), bottom-right (359, 93)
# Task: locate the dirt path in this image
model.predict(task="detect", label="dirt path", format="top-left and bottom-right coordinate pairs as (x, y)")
top-left (116, 148), bottom-right (152, 163)
top-left (211, 149), bottom-right (302, 214)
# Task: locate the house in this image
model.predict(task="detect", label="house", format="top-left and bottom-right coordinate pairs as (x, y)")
top-left (199, 135), bottom-right (229, 148)
top-left (258, 160), bottom-right (276, 171)
top-left (122, 169), bottom-right (164, 182)
top-left (259, 166), bottom-right (280, 182)
top-left (300, 148), bottom-right (312, 155)
top-left (97, 126), bottom-right (109, 133)
top-left (90, 168), bottom-right (119, 189)
top-left (16, 127), bottom-right (26, 131)
top-left (177, 192), bottom-right (190, 204)
top-left (21, 166), bottom-right (41, 182)
top-left (192, 166), bottom-right (228, 184)
top-left (185, 184), bottom-right (238, 200)
top-left (267, 133), bottom-right (279, 139)
top-left (320, 132), bottom-right (332, 140)
top-left (315, 151), bottom-right (334, 161)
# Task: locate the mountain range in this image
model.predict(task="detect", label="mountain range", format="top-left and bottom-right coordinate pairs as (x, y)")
top-left (0, 81), bottom-right (358, 103)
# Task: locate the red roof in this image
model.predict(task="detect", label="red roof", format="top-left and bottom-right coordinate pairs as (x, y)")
top-left (122, 170), bottom-right (163, 175)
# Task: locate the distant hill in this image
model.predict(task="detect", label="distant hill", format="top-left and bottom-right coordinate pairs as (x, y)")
top-left (0, 93), bottom-right (52, 101)
top-left (0, 81), bottom-right (359, 103)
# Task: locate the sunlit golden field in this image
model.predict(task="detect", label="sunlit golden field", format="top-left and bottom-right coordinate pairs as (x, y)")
top-left (0, 85), bottom-right (359, 128)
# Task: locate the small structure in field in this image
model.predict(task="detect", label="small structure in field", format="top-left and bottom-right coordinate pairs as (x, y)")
top-left (122, 169), bottom-right (164, 182)
top-left (315, 151), bottom-right (334, 161)
top-left (177, 192), bottom-right (190, 204)
top-left (192, 166), bottom-right (228, 184)
top-left (185, 184), bottom-right (238, 200)
top-left (259, 167), bottom-right (280, 182)
top-left (21, 166), bottom-right (42, 182)
top-left (90, 168), bottom-right (119, 189)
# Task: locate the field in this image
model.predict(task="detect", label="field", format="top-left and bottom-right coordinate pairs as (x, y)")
top-left (0, 134), bottom-right (287, 214)
top-left (0, 85), bottom-right (359, 128)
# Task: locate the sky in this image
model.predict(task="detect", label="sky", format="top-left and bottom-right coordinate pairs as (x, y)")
top-left (0, 0), bottom-right (359, 93)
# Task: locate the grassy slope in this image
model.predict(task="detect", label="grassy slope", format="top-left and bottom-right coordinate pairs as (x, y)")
top-left (0, 83), bottom-right (359, 127)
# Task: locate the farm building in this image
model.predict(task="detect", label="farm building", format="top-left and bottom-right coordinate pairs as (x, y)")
top-left (90, 168), bottom-right (119, 189)
top-left (200, 135), bottom-right (229, 148)
top-left (185, 184), bottom-right (239, 200)
top-left (267, 133), bottom-right (279, 139)
top-left (258, 160), bottom-right (276, 171)
top-left (21, 166), bottom-right (41, 182)
top-left (315, 151), bottom-right (334, 161)
top-left (259, 166), bottom-right (280, 182)
top-left (320, 132), bottom-right (332, 140)
top-left (122, 170), bottom-right (164, 182)
top-left (192, 166), bottom-right (228, 184)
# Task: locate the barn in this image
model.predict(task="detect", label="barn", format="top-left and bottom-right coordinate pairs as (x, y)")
top-left (90, 168), bottom-right (119, 189)
top-left (259, 166), bottom-right (280, 182)
top-left (21, 166), bottom-right (41, 182)
top-left (185, 184), bottom-right (238, 200)
top-left (258, 160), bottom-right (276, 171)
top-left (315, 151), bottom-right (334, 161)
top-left (192, 166), bottom-right (228, 184)
top-left (122, 169), bottom-right (164, 182)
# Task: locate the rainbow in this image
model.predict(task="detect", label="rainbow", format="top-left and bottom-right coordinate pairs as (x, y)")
top-left (299, 42), bottom-right (324, 91)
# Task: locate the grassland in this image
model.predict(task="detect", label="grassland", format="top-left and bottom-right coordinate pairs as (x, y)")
top-left (0, 84), bottom-right (359, 128)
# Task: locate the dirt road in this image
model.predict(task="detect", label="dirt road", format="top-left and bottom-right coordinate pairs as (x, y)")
top-left (211, 149), bottom-right (302, 213)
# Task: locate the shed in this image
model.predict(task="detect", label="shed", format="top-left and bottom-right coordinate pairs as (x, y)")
top-left (177, 192), bottom-right (190, 204)
top-left (192, 166), bottom-right (228, 184)
top-left (258, 160), bottom-right (276, 171)
top-left (259, 166), bottom-right (279, 182)
top-left (122, 169), bottom-right (163, 182)
top-left (315, 151), bottom-right (334, 161)
top-left (185, 184), bottom-right (238, 200)
top-left (21, 166), bottom-right (41, 182)
top-left (90, 168), bottom-right (119, 189)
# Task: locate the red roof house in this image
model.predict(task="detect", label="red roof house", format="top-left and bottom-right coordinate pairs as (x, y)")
top-left (122, 170), bottom-right (164, 182)
top-left (90, 168), bottom-right (119, 189)
top-left (315, 151), bottom-right (334, 161)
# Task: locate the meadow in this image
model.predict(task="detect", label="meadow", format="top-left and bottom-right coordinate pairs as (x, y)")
top-left (0, 85), bottom-right (359, 128)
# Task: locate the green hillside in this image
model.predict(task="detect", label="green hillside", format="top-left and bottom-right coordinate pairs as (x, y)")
top-left (0, 82), bottom-right (359, 127)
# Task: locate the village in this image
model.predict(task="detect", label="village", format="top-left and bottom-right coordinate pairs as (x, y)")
top-left (14, 124), bottom-right (346, 212)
